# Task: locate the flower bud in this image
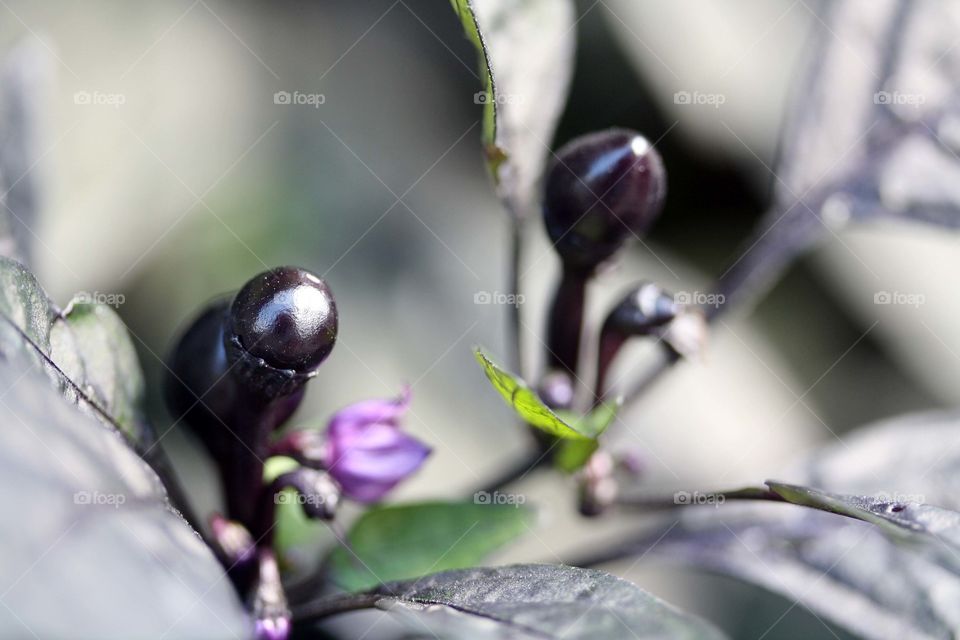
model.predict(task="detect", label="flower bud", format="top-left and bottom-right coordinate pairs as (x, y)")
top-left (323, 387), bottom-right (431, 503)
top-left (271, 467), bottom-right (340, 521)
top-left (578, 450), bottom-right (618, 517)
top-left (211, 514), bottom-right (256, 566)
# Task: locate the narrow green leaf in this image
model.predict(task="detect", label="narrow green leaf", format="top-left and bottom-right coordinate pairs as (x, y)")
top-left (474, 347), bottom-right (594, 440)
top-left (326, 500), bottom-right (533, 592)
top-left (450, 0), bottom-right (575, 218)
top-left (553, 400), bottom-right (621, 472)
top-left (554, 439), bottom-right (599, 473)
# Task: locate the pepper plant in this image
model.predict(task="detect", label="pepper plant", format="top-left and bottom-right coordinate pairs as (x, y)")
top-left (3, 1), bottom-right (960, 639)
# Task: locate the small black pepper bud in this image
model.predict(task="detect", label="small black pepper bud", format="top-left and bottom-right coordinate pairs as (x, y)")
top-left (543, 128), bottom-right (666, 272)
top-left (594, 282), bottom-right (677, 403)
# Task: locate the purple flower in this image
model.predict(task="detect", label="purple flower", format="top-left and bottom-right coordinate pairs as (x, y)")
top-left (323, 386), bottom-right (430, 502)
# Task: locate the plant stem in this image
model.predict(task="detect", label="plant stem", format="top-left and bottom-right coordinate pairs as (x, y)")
top-left (507, 219), bottom-right (525, 378)
top-left (475, 450), bottom-right (549, 495)
top-left (545, 266), bottom-right (589, 379)
top-left (567, 488), bottom-right (788, 568)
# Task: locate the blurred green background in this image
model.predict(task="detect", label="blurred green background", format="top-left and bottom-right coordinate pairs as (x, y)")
top-left (2, 1), bottom-right (952, 637)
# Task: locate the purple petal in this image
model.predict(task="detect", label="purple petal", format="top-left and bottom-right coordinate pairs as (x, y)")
top-left (327, 386), bottom-right (411, 439)
top-left (328, 427), bottom-right (431, 503)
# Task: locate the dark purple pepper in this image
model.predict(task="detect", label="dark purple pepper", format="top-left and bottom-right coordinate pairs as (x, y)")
top-left (594, 282), bottom-right (677, 404)
top-left (542, 129), bottom-right (666, 381)
top-left (543, 128), bottom-right (666, 271)
top-left (164, 267), bottom-right (337, 533)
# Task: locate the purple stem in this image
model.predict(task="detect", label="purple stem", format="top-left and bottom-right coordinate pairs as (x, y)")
top-left (545, 266), bottom-right (590, 379)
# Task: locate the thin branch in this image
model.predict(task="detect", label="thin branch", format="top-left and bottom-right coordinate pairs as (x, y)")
top-left (474, 449), bottom-right (549, 496)
top-left (615, 486), bottom-right (786, 510)
top-left (291, 592), bottom-right (382, 623)
top-left (507, 217), bottom-right (525, 378)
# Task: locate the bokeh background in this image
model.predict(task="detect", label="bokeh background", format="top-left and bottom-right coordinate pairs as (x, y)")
top-left (0, 1), bottom-right (949, 637)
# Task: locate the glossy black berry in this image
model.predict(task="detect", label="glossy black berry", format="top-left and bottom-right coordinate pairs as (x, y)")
top-left (229, 266), bottom-right (338, 374)
top-left (543, 129), bottom-right (666, 271)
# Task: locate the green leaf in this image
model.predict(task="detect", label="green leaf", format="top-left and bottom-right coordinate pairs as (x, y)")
top-left (0, 257), bottom-right (152, 448)
top-left (474, 347), bottom-right (592, 440)
top-left (326, 500), bottom-right (534, 592)
top-left (450, 0), bottom-right (575, 218)
top-left (296, 564), bottom-right (728, 639)
top-left (52, 299), bottom-right (150, 445)
top-left (554, 439), bottom-right (599, 473)
top-left (553, 400), bottom-right (622, 472)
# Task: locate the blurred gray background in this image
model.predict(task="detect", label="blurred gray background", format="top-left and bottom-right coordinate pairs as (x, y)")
top-left (1, 1), bottom-right (951, 637)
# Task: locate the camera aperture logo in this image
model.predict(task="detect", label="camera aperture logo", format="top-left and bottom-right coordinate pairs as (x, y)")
top-left (74, 490), bottom-right (126, 509)
top-left (674, 490), bottom-right (724, 507)
top-left (874, 90), bottom-right (925, 107)
top-left (673, 90), bottom-right (726, 109)
top-left (274, 90), bottom-right (326, 108)
top-left (275, 491), bottom-right (327, 507)
top-left (473, 91), bottom-right (523, 105)
top-left (74, 291), bottom-right (125, 308)
top-left (474, 490), bottom-right (526, 507)
top-left (874, 290), bottom-right (924, 308)
top-left (674, 291), bottom-right (724, 308)
top-left (474, 290), bottom-right (525, 307)
top-left (73, 90), bottom-right (126, 109)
